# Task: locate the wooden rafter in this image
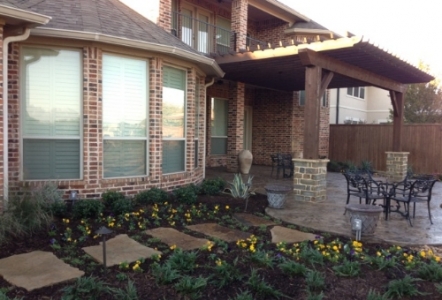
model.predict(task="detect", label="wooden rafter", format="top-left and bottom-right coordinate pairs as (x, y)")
top-left (319, 71), bottom-right (334, 100)
top-left (389, 90), bottom-right (399, 117)
top-left (299, 48), bottom-right (406, 93)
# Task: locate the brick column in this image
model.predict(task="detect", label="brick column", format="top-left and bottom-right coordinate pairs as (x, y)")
top-left (159, 0), bottom-right (172, 32)
top-left (293, 159), bottom-right (328, 202)
top-left (149, 58), bottom-right (163, 181)
top-left (83, 47), bottom-right (102, 195)
top-left (227, 82), bottom-right (245, 172)
top-left (231, 0), bottom-right (248, 51)
top-left (386, 152), bottom-right (409, 182)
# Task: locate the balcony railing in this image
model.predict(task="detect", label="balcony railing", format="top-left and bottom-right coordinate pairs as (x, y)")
top-left (171, 11), bottom-right (267, 55)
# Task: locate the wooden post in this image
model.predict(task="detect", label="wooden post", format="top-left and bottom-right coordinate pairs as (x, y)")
top-left (303, 66), bottom-right (321, 158)
top-left (390, 91), bottom-right (404, 151)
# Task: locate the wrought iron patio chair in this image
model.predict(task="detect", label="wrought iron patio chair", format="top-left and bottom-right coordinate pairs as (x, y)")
top-left (276, 153), bottom-right (293, 179)
top-left (388, 178), bottom-right (437, 226)
top-left (343, 171), bottom-right (385, 215)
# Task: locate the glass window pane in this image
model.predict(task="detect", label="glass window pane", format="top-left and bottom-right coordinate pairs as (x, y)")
top-left (211, 98), bottom-right (228, 136)
top-left (23, 139), bottom-right (80, 180)
top-left (211, 137), bottom-right (227, 155)
top-left (181, 9), bottom-right (193, 47)
top-left (353, 87), bottom-right (359, 98)
top-left (104, 140), bottom-right (146, 177)
top-left (198, 14), bottom-right (209, 53)
top-left (347, 88), bottom-right (352, 96)
top-left (23, 48), bottom-right (81, 137)
top-left (162, 140), bottom-right (185, 173)
top-left (103, 55), bottom-right (147, 138)
top-left (163, 87), bottom-right (185, 138)
top-left (359, 87), bottom-right (365, 99)
top-left (299, 90), bottom-right (305, 106)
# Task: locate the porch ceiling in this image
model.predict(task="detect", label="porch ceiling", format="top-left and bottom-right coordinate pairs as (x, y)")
top-left (214, 37), bottom-right (434, 92)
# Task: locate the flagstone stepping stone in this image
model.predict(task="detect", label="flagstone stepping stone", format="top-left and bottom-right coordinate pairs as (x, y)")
top-left (0, 251), bottom-right (84, 292)
top-left (234, 213), bottom-right (276, 227)
top-left (270, 226), bottom-right (320, 244)
top-left (187, 223), bottom-right (251, 242)
top-left (146, 227), bottom-right (209, 250)
top-left (82, 234), bottom-right (160, 267)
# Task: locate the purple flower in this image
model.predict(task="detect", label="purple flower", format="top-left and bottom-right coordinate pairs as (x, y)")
top-left (49, 238), bottom-right (56, 245)
top-left (350, 249), bottom-right (355, 256)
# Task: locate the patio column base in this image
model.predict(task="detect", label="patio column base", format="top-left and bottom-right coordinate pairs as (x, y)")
top-left (386, 152), bottom-right (409, 182)
top-left (293, 159), bottom-right (329, 202)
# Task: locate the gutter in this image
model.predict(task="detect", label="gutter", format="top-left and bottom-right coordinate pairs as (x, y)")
top-left (203, 78), bottom-right (215, 179)
top-left (30, 28), bottom-right (225, 78)
top-left (3, 28), bottom-right (31, 207)
top-left (0, 5), bottom-right (50, 24)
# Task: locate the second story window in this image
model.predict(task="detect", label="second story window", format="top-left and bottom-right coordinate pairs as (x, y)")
top-left (347, 87), bottom-right (365, 99)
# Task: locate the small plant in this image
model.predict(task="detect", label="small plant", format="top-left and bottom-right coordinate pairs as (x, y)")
top-left (173, 185), bottom-right (198, 205)
top-left (249, 249), bottom-right (275, 269)
top-left (366, 289), bottom-right (390, 300)
top-left (305, 270), bottom-right (325, 292)
top-left (212, 257), bottom-right (243, 288)
top-left (384, 275), bottom-right (425, 298)
top-left (134, 187), bottom-right (169, 205)
top-left (306, 290), bottom-right (325, 300)
top-left (174, 275), bottom-right (208, 300)
top-left (199, 178), bottom-right (225, 195)
top-left (229, 289), bottom-right (254, 300)
top-left (417, 260), bottom-right (442, 281)
top-left (60, 276), bottom-right (113, 299)
top-left (151, 262), bottom-right (181, 285)
top-left (113, 280), bottom-right (139, 300)
top-left (72, 199), bottom-right (104, 219)
top-left (225, 174), bottom-right (254, 212)
top-left (278, 258), bottom-right (310, 277)
top-left (360, 160), bottom-right (373, 173)
top-left (246, 268), bottom-right (285, 299)
top-left (167, 249), bottom-right (198, 273)
top-left (116, 273), bottom-right (128, 281)
top-left (50, 200), bottom-right (68, 218)
top-left (332, 259), bottom-right (360, 277)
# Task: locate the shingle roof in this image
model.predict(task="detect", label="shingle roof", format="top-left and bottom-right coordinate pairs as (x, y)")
top-left (0, 0), bottom-right (199, 54)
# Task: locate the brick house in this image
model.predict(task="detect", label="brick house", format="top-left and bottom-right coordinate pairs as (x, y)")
top-left (0, 0), bottom-right (433, 210)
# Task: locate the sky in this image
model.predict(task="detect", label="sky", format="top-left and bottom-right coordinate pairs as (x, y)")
top-left (278, 0), bottom-right (442, 79)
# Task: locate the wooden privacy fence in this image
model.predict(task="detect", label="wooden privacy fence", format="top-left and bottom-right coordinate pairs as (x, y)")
top-left (329, 124), bottom-right (442, 174)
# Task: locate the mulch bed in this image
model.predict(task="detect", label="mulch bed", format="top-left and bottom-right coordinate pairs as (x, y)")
top-left (0, 194), bottom-right (441, 299)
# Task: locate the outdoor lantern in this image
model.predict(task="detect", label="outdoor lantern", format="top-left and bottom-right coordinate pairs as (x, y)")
top-left (69, 190), bottom-right (78, 204)
top-left (351, 218), bottom-right (362, 241)
top-left (95, 226), bottom-right (113, 274)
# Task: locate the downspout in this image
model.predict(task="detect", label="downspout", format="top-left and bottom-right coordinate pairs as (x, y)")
top-left (3, 28), bottom-right (31, 207)
top-left (335, 88), bottom-right (340, 124)
top-left (203, 77), bottom-right (215, 179)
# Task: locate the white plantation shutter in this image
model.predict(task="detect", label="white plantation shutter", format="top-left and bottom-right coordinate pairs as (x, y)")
top-left (102, 54), bottom-right (148, 178)
top-left (162, 66), bottom-right (186, 173)
top-left (22, 48), bottom-right (81, 180)
top-left (210, 98), bottom-right (228, 155)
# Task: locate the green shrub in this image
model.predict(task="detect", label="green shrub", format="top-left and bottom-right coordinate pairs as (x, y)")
top-left (327, 160), bottom-right (343, 172)
top-left (199, 178), bottom-right (225, 195)
top-left (50, 200), bottom-right (69, 218)
top-left (102, 190), bottom-right (125, 209)
top-left (384, 275), bottom-right (425, 298)
top-left (134, 188), bottom-right (169, 205)
top-left (61, 276), bottom-right (113, 299)
top-left (110, 198), bottom-right (133, 216)
top-left (173, 185), bottom-right (198, 205)
top-left (72, 199), bottom-right (104, 219)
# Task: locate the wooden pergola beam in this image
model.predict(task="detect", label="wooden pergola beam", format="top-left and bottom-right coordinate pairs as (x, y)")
top-left (299, 48), bottom-right (406, 93)
top-left (390, 90), bottom-right (405, 151)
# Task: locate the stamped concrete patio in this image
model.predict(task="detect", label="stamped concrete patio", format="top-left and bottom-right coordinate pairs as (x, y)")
top-left (206, 165), bottom-right (442, 246)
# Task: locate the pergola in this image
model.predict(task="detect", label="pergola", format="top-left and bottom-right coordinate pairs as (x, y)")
top-left (214, 36), bottom-right (434, 159)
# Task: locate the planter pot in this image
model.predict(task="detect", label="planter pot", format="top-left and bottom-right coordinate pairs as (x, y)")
top-left (345, 204), bottom-right (383, 236)
top-left (265, 185), bottom-right (292, 209)
top-left (238, 150), bottom-right (253, 174)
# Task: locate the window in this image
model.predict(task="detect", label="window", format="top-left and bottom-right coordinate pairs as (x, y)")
top-left (22, 47), bottom-right (81, 180)
top-left (211, 98), bottom-right (228, 155)
top-left (299, 90), bottom-right (327, 106)
top-left (194, 78), bottom-right (200, 168)
top-left (216, 17), bottom-right (232, 54)
top-left (163, 66), bottom-right (186, 173)
top-left (347, 87), bottom-right (365, 99)
top-left (102, 54), bottom-right (148, 178)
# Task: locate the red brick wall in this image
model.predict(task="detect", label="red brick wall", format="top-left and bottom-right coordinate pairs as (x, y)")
top-left (227, 81), bottom-right (245, 172)
top-left (231, 0), bottom-right (248, 50)
top-left (252, 19), bottom-right (290, 47)
top-left (6, 44), bottom-right (206, 201)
